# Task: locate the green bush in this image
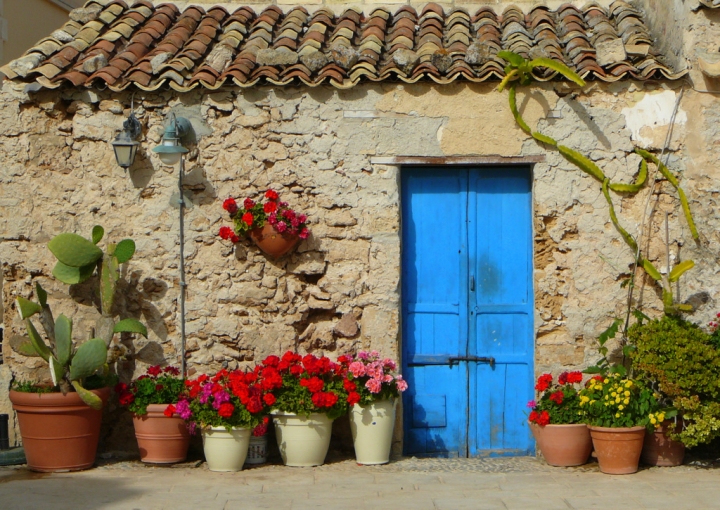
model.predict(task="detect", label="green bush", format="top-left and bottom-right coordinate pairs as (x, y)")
top-left (629, 315), bottom-right (720, 447)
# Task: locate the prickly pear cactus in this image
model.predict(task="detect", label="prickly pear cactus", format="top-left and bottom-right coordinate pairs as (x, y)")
top-left (11, 226), bottom-right (149, 409)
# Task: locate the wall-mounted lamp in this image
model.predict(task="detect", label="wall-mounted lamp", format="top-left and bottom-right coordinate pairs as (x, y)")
top-left (152, 113), bottom-right (191, 166)
top-left (111, 112), bottom-right (141, 168)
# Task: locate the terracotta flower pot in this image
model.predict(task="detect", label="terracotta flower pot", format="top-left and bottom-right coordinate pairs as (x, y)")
top-left (588, 425), bottom-right (646, 474)
top-left (132, 404), bottom-right (190, 464)
top-left (641, 420), bottom-right (685, 467)
top-left (530, 422), bottom-right (592, 467)
top-left (10, 387), bottom-right (110, 472)
top-left (249, 224), bottom-right (300, 259)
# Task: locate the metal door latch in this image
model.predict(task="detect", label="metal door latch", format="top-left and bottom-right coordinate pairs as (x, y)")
top-left (448, 355), bottom-right (495, 369)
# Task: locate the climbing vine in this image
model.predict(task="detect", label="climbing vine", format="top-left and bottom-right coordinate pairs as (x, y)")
top-left (497, 51), bottom-right (697, 315)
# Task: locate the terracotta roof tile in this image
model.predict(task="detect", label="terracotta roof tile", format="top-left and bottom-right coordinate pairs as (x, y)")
top-left (0, 0), bottom-right (685, 90)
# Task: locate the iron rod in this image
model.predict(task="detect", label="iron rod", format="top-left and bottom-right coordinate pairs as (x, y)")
top-left (179, 156), bottom-right (187, 378)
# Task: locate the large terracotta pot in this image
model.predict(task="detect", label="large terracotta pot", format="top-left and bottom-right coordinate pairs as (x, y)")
top-left (249, 224), bottom-right (300, 259)
top-left (10, 387), bottom-right (110, 472)
top-left (272, 412), bottom-right (333, 467)
top-left (132, 404), bottom-right (190, 464)
top-left (588, 425), bottom-right (646, 474)
top-left (350, 399), bottom-right (396, 465)
top-left (530, 422), bottom-right (592, 467)
top-left (641, 420), bottom-right (685, 467)
top-left (201, 426), bottom-right (251, 472)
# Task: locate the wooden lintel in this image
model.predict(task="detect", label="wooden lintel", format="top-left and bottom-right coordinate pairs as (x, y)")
top-left (370, 155), bottom-right (545, 165)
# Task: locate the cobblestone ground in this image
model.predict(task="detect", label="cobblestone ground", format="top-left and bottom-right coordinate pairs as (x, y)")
top-left (2, 455), bottom-right (720, 509)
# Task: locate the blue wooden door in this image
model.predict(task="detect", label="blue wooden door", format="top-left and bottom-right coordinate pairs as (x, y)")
top-left (402, 166), bottom-right (534, 457)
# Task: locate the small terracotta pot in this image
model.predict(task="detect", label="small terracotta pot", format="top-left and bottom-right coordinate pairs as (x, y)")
top-left (132, 404), bottom-right (190, 464)
top-left (530, 422), bottom-right (592, 467)
top-left (249, 224), bottom-right (300, 259)
top-left (641, 420), bottom-right (685, 467)
top-left (588, 425), bottom-right (646, 475)
top-left (10, 388), bottom-right (110, 472)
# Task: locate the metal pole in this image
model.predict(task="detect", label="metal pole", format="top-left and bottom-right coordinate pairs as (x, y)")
top-left (178, 156), bottom-right (187, 378)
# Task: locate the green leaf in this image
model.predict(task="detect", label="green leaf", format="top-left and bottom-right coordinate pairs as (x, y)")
top-left (52, 261), bottom-right (96, 285)
top-left (16, 297), bottom-right (41, 319)
top-left (669, 260), bottom-right (695, 283)
top-left (25, 318), bottom-right (51, 362)
top-left (558, 145), bottom-right (606, 182)
top-left (608, 158), bottom-right (648, 193)
top-left (598, 318), bottom-right (622, 344)
top-left (497, 68), bottom-right (519, 92)
top-left (69, 338), bottom-right (107, 381)
top-left (677, 187), bottom-right (699, 240)
top-left (35, 283), bottom-right (48, 308)
top-left (92, 225), bottom-right (104, 245)
top-left (71, 380), bottom-right (103, 410)
top-left (497, 50), bottom-right (525, 67)
top-left (54, 314), bottom-right (73, 367)
top-left (114, 239), bottom-right (136, 264)
top-left (622, 345), bottom-right (636, 357)
top-left (48, 233), bottom-right (103, 268)
top-left (582, 366), bottom-right (603, 374)
top-left (641, 259), bottom-right (662, 281)
top-left (8, 335), bottom-right (41, 357)
top-left (49, 356), bottom-right (64, 387)
top-left (532, 131), bottom-right (557, 147)
top-left (601, 179), bottom-right (638, 254)
top-left (528, 57), bottom-right (586, 87)
top-left (114, 318), bottom-right (148, 338)
top-left (632, 309), bottom-right (650, 324)
top-left (508, 85), bottom-right (531, 134)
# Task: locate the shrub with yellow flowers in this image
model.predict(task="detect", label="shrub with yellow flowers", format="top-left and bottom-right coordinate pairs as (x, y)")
top-left (578, 374), bottom-right (660, 428)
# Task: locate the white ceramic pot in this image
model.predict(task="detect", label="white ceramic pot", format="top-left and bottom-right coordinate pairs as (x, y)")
top-left (245, 435), bottom-right (268, 465)
top-left (201, 426), bottom-right (251, 472)
top-left (272, 412), bottom-right (333, 467)
top-left (349, 399), bottom-right (396, 465)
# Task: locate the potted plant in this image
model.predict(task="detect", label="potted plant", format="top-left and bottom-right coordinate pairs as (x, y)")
top-left (180, 369), bottom-right (269, 472)
top-left (260, 351), bottom-right (348, 467)
top-left (579, 374), bottom-right (660, 474)
top-left (629, 313), bottom-right (720, 465)
top-left (527, 371), bottom-right (592, 467)
top-left (115, 365), bottom-right (189, 464)
top-left (8, 226), bottom-right (147, 472)
top-left (245, 417), bottom-right (270, 466)
top-left (219, 189), bottom-right (310, 259)
top-left (341, 351), bottom-right (408, 465)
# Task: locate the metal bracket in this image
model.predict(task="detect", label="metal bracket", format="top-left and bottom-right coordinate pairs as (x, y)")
top-left (448, 355), bottom-right (495, 369)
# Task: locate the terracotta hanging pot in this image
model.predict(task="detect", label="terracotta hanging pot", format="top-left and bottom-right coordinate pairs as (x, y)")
top-left (132, 404), bottom-right (190, 464)
top-left (10, 387), bottom-right (110, 472)
top-left (249, 224), bottom-right (300, 259)
top-left (641, 420), bottom-right (685, 467)
top-left (530, 422), bottom-right (592, 467)
top-left (588, 425), bottom-right (646, 474)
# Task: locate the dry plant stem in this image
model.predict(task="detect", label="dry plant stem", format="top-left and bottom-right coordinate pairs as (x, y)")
top-left (622, 87), bottom-right (685, 339)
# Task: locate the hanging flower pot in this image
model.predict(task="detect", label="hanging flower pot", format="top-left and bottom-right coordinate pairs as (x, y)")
top-left (641, 420), bottom-right (685, 467)
top-left (218, 190), bottom-right (310, 259)
top-left (249, 224), bottom-right (300, 259)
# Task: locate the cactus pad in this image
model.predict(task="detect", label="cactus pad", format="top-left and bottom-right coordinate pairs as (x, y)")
top-left (48, 233), bottom-right (103, 267)
top-left (52, 261), bottom-right (96, 285)
top-left (114, 318), bottom-right (148, 338)
top-left (91, 225), bottom-right (104, 245)
top-left (16, 297), bottom-right (41, 319)
top-left (54, 314), bottom-right (73, 366)
top-left (114, 239), bottom-right (136, 264)
top-left (69, 338), bottom-right (107, 381)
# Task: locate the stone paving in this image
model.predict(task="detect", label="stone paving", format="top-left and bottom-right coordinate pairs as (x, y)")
top-left (1, 455), bottom-right (719, 510)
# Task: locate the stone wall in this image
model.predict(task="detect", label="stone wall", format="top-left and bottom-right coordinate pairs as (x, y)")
top-left (1, 65), bottom-right (719, 450)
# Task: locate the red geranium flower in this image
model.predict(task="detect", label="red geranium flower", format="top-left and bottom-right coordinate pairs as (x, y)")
top-left (265, 189), bottom-right (279, 200)
top-left (263, 393), bottom-right (276, 406)
top-left (219, 226), bottom-right (233, 240)
top-left (223, 198), bottom-right (238, 214)
top-left (242, 212), bottom-right (254, 226)
top-left (147, 365), bottom-right (162, 377)
top-left (264, 201), bottom-right (277, 214)
top-left (164, 404), bottom-right (176, 417)
top-left (535, 373), bottom-right (552, 392)
top-left (566, 371), bottom-right (583, 384)
top-left (347, 392), bottom-right (361, 405)
top-left (218, 402), bottom-right (235, 418)
top-left (549, 390), bottom-right (564, 405)
top-left (119, 392), bottom-right (135, 406)
top-left (243, 198), bottom-right (255, 210)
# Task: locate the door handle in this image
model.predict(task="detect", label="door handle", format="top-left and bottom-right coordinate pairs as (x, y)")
top-left (470, 275), bottom-right (475, 291)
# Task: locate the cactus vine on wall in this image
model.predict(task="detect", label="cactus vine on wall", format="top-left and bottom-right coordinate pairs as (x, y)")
top-left (497, 51), bottom-right (697, 315)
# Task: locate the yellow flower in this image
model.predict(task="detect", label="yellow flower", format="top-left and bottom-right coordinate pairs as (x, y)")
top-left (624, 398), bottom-right (630, 405)
top-left (605, 395), bottom-right (609, 400)
top-left (611, 392), bottom-right (617, 397)
top-left (625, 381), bottom-right (633, 388)
top-left (615, 413), bottom-right (621, 418)
top-left (650, 417), bottom-right (657, 425)
top-left (658, 413), bottom-right (665, 422)
top-left (615, 398), bottom-right (621, 404)
top-left (618, 405), bottom-right (624, 410)
top-left (624, 391), bottom-right (630, 397)
top-left (590, 400), bottom-right (596, 404)
top-left (604, 379), bottom-right (609, 384)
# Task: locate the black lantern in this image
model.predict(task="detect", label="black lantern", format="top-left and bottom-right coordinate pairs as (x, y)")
top-left (112, 112), bottom-right (141, 169)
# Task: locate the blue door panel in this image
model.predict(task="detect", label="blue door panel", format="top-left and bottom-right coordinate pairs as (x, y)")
top-left (402, 166), bottom-right (533, 457)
